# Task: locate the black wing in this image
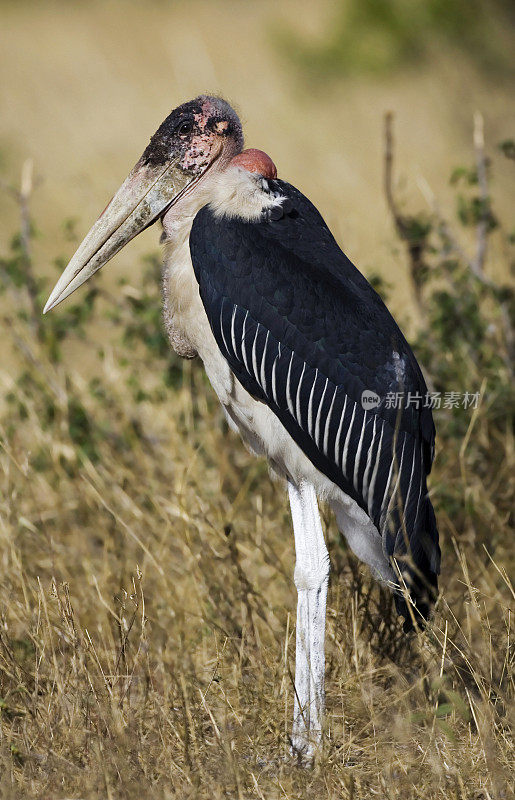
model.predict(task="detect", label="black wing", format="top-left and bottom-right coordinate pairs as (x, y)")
top-left (190, 180), bottom-right (440, 622)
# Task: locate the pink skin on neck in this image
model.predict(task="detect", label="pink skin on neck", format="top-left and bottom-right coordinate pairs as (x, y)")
top-left (231, 148), bottom-right (277, 179)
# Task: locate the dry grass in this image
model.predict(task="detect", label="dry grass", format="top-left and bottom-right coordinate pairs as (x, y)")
top-left (0, 311), bottom-right (513, 799)
top-left (1, 2), bottom-right (514, 798)
top-left (0, 183), bottom-right (513, 797)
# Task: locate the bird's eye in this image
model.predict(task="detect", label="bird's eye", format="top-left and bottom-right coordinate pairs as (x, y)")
top-left (177, 120), bottom-right (193, 136)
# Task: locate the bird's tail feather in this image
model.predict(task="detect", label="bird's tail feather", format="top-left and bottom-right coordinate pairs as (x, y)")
top-left (393, 494), bottom-right (440, 631)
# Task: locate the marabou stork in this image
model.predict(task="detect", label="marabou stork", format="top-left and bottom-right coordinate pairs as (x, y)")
top-left (45, 95), bottom-right (440, 762)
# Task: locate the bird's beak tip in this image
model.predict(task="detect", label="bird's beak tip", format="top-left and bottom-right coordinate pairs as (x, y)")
top-left (44, 156), bottom-right (195, 312)
top-left (43, 292), bottom-right (58, 314)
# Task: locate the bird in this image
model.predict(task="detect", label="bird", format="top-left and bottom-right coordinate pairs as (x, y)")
top-left (44, 95), bottom-right (440, 763)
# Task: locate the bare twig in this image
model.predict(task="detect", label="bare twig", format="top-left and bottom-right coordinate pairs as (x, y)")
top-left (472, 111), bottom-right (489, 279)
top-left (417, 125), bottom-right (513, 377)
top-left (383, 113), bottom-right (437, 393)
top-left (417, 172), bottom-right (498, 291)
top-left (417, 174), bottom-right (474, 271)
top-left (0, 159), bottom-right (42, 338)
top-left (384, 112), bottom-right (400, 228)
top-left (384, 113), bottom-right (428, 317)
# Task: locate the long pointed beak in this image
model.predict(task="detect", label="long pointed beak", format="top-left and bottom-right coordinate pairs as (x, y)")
top-left (44, 156), bottom-right (195, 313)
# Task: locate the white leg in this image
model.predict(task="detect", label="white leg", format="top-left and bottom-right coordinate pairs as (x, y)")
top-left (288, 480), bottom-right (330, 763)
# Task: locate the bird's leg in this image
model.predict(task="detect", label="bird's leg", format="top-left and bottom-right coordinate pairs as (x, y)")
top-left (288, 480), bottom-right (330, 764)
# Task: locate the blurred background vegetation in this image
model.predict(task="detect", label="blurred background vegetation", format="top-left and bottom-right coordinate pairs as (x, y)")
top-left (1, 0), bottom-right (514, 329)
top-left (280, 0), bottom-right (515, 77)
top-left (0, 1), bottom-right (513, 798)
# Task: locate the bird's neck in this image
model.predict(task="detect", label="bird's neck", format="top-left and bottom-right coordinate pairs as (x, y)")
top-left (201, 165), bottom-right (282, 222)
top-left (160, 165), bottom-right (283, 244)
top-left (159, 165), bottom-right (284, 361)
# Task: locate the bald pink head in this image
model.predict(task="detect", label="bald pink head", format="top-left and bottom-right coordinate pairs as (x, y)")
top-left (232, 148), bottom-right (277, 180)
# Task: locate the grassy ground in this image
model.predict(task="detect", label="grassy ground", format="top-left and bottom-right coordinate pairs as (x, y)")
top-left (0, 2), bottom-right (514, 798)
top-left (0, 228), bottom-right (513, 799)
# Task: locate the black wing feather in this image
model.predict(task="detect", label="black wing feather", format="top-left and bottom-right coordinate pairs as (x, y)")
top-left (190, 180), bottom-right (440, 623)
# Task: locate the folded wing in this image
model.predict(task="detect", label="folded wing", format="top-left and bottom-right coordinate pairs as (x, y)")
top-left (189, 180), bottom-right (440, 623)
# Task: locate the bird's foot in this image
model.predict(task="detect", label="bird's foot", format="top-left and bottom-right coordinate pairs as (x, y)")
top-left (290, 726), bottom-right (321, 768)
